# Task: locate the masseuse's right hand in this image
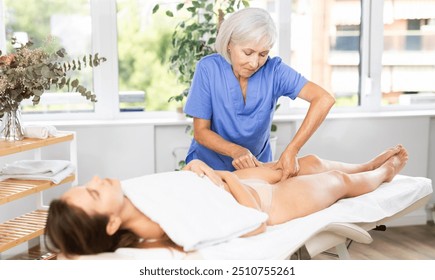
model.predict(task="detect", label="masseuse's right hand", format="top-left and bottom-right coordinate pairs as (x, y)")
top-left (231, 147), bottom-right (263, 170)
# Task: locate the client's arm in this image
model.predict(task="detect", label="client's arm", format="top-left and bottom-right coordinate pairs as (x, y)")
top-left (183, 159), bottom-right (224, 186)
top-left (184, 159), bottom-right (282, 185)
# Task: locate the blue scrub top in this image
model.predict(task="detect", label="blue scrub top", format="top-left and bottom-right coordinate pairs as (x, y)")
top-left (184, 54), bottom-right (308, 171)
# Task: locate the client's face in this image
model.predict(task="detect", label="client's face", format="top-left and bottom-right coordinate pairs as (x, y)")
top-left (62, 176), bottom-right (124, 216)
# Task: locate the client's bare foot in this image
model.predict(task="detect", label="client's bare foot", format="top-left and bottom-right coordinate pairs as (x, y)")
top-left (367, 144), bottom-right (403, 170)
top-left (383, 147), bottom-right (408, 182)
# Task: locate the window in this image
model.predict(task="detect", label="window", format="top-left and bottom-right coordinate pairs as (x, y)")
top-left (116, 0), bottom-right (185, 112)
top-left (381, 0), bottom-right (435, 107)
top-left (2, 0), bottom-right (94, 114)
top-left (288, 0), bottom-right (362, 109)
top-left (0, 0), bottom-right (432, 121)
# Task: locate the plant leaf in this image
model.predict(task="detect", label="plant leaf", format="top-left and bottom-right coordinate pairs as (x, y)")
top-left (176, 3), bottom-right (184, 10)
top-left (58, 48), bottom-right (67, 57)
top-left (152, 4), bottom-right (159, 14)
top-left (33, 89), bottom-right (43, 97)
top-left (71, 79), bottom-right (79, 88)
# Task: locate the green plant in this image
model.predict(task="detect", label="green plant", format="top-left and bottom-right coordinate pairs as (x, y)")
top-left (271, 103), bottom-right (281, 133)
top-left (153, 0), bottom-right (250, 104)
top-left (176, 160), bottom-right (187, 171)
top-left (0, 37), bottom-right (106, 115)
top-left (270, 123), bottom-right (278, 133)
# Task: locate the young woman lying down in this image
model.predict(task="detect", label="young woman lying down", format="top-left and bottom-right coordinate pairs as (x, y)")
top-left (45, 145), bottom-right (408, 257)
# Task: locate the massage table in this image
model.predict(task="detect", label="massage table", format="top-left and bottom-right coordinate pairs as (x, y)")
top-left (71, 174), bottom-right (432, 260)
top-left (300, 191), bottom-right (431, 260)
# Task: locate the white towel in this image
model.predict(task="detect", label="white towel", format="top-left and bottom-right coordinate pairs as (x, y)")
top-left (23, 125), bottom-right (58, 139)
top-left (121, 171), bottom-right (268, 251)
top-left (0, 160), bottom-right (75, 184)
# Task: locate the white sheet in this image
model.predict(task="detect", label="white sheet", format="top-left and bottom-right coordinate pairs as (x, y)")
top-left (121, 171), bottom-right (268, 251)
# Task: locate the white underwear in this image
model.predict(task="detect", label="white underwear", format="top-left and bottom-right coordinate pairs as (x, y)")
top-left (239, 179), bottom-right (274, 214)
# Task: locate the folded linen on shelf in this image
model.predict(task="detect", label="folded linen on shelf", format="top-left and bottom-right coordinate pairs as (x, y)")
top-left (23, 125), bottom-right (58, 139)
top-left (0, 160), bottom-right (75, 183)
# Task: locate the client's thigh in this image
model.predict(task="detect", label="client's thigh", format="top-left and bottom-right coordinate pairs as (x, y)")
top-left (268, 173), bottom-right (346, 225)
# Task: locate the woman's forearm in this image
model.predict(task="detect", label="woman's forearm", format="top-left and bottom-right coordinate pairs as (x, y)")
top-left (195, 129), bottom-right (236, 157)
top-left (193, 117), bottom-right (249, 159)
top-left (286, 83), bottom-right (335, 153)
top-left (195, 128), bottom-right (243, 158)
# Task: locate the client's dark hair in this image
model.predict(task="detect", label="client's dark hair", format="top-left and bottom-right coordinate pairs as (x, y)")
top-left (44, 199), bottom-right (139, 257)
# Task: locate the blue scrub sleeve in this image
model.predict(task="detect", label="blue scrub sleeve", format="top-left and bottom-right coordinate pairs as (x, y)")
top-left (184, 61), bottom-right (212, 120)
top-left (273, 59), bottom-right (308, 100)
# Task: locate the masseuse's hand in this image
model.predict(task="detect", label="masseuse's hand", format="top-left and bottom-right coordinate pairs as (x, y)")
top-left (272, 149), bottom-right (300, 181)
top-left (231, 147), bottom-right (263, 170)
top-left (183, 159), bottom-right (224, 187)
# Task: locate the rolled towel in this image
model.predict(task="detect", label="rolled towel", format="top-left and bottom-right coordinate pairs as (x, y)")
top-left (23, 125), bottom-right (58, 139)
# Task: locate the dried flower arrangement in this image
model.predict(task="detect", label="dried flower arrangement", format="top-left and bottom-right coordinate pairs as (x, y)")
top-left (0, 37), bottom-right (106, 140)
top-left (0, 37), bottom-right (106, 115)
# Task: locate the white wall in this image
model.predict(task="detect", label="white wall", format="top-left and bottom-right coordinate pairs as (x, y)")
top-left (154, 124), bottom-right (193, 172)
top-left (56, 123), bottom-right (155, 182)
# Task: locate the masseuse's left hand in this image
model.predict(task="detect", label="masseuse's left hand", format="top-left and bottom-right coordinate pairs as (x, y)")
top-left (231, 147), bottom-right (263, 170)
top-left (272, 148), bottom-right (300, 181)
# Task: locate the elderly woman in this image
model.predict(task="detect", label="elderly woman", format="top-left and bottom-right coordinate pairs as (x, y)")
top-left (184, 7), bottom-right (335, 181)
top-left (44, 145), bottom-right (407, 257)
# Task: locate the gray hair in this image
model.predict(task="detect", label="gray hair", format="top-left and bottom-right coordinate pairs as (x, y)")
top-left (215, 7), bottom-right (277, 64)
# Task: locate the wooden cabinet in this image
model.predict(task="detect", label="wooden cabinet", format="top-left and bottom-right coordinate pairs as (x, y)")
top-left (0, 133), bottom-right (77, 259)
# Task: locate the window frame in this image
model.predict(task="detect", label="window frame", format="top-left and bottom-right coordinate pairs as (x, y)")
top-left (0, 0), bottom-right (433, 122)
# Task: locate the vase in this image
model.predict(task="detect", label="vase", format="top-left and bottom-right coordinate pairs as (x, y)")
top-left (0, 108), bottom-right (24, 141)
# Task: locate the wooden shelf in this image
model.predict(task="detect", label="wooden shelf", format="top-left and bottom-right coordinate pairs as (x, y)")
top-left (0, 174), bottom-right (75, 205)
top-left (0, 209), bottom-right (48, 253)
top-left (0, 133), bottom-right (74, 157)
top-left (0, 132), bottom-right (76, 258)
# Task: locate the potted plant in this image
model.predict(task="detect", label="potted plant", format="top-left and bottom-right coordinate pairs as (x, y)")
top-left (0, 37), bottom-right (106, 141)
top-left (152, 0), bottom-right (250, 110)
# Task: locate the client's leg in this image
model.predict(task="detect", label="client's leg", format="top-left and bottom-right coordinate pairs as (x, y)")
top-left (267, 148), bottom-right (408, 225)
top-left (297, 144), bottom-right (402, 175)
top-left (234, 145), bottom-right (402, 184)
